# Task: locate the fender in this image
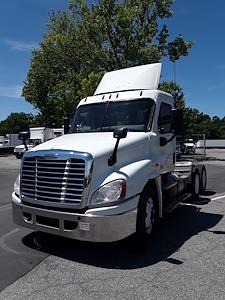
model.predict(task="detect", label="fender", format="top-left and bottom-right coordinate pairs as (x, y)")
top-left (94, 160), bottom-right (163, 217)
top-left (96, 159), bottom-right (159, 194)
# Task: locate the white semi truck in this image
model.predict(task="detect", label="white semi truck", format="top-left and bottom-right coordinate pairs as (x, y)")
top-left (12, 64), bottom-right (207, 244)
top-left (182, 138), bottom-right (196, 154)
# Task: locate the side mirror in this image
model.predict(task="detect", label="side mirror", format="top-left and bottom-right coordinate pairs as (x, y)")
top-left (108, 128), bottom-right (128, 166)
top-left (113, 127), bottom-right (128, 139)
top-left (171, 109), bottom-right (183, 135)
top-left (18, 131), bottom-right (30, 141)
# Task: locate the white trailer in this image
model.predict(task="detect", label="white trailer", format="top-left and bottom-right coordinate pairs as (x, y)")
top-left (197, 139), bottom-right (225, 148)
top-left (13, 127), bottom-right (63, 158)
top-left (12, 64), bottom-right (207, 247)
top-left (51, 128), bottom-right (64, 139)
top-left (30, 127), bottom-right (52, 144)
top-left (30, 127), bottom-right (64, 143)
top-left (5, 134), bottom-right (21, 147)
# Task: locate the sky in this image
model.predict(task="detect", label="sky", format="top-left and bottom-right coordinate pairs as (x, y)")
top-left (0, 0), bottom-right (224, 121)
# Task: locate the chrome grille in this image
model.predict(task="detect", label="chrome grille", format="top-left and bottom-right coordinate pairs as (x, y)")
top-left (21, 157), bottom-right (85, 204)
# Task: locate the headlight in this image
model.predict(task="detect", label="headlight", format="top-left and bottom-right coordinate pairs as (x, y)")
top-left (14, 174), bottom-right (20, 196)
top-left (91, 179), bottom-right (126, 206)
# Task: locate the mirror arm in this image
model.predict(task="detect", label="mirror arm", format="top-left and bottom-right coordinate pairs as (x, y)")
top-left (23, 140), bottom-right (28, 151)
top-left (108, 138), bottom-right (120, 166)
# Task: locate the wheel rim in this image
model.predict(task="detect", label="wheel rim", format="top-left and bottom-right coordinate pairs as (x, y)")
top-left (145, 197), bottom-right (154, 234)
top-left (195, 174), bottom-right (200, 195)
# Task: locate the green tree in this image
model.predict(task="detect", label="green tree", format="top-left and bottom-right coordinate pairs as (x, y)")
top-left (183, 107), bottom-right (213, 138)
top-left (23, 0), bottom-right (193, 125)
top-left (159, 81), bottom-right (185, 109)
top-left (0, 113), bottom-right (35, 135)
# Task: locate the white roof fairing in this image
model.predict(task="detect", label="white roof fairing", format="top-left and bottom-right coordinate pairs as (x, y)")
top-left (94, 63), bottom-right (162, 95)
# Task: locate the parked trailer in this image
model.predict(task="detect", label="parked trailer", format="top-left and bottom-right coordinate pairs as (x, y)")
top-left (0, 135), bottom-right (18, 155)
top-left (196, 139), bottom-right (225, 148)
top-left (13, 127), bottom-right (64, 159)
top-left (5, 134), bottom-right (21, 147)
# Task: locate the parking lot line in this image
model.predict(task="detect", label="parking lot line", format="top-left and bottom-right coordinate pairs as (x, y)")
top-left (211, 194), bottom-right (225, 201)
top-left (0, 228), bottom-right (20, 255)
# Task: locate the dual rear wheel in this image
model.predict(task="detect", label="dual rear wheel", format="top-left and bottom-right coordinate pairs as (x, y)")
top-left (191, 166), bottom-right (207, 200)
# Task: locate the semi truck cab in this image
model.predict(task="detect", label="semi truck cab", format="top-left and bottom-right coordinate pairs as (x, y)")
top-left (12, 63), bottom-right (207, 244)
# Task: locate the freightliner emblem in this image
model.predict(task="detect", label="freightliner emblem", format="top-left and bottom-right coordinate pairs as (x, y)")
top-left (34, 153), bottom-right (58, 160)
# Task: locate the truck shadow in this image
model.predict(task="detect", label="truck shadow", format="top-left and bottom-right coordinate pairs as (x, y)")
top-left (22, 200), bottom-right (223, 270)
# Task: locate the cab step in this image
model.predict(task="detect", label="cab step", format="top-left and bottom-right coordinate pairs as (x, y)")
top-left (164, 193), bottom-right (191, 213)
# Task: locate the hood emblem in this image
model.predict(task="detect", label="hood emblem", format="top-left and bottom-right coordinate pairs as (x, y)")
top-left (34, 153), bottom-right (58, 160)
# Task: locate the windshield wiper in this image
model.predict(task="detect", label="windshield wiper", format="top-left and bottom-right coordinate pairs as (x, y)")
top-left (100, 127), bottom-right (115, 132)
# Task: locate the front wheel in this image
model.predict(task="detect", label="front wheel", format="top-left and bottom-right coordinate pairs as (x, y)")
top-left (135, 185), bottom-right (158, 246)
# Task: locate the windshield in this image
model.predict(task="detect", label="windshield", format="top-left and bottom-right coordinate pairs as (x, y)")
top-left (70, 98), bottom-right (154, 133)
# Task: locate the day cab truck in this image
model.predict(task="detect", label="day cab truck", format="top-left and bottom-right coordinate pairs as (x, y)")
top-left (12, 63), bottom-right (207, 245)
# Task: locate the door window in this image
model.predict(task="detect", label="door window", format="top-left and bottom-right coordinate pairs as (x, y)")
top-left (158, 103), bottom-right (172, 134)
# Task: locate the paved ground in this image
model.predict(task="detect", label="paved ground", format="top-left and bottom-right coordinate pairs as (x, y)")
top-left (0, 153), bottom-right (225, 299)
top-left (0, 155), bottom-right (48, 292)
top-left (0, 155), bottom-right (21, 170)
top-left (197, 148), bottom-right (225, 160)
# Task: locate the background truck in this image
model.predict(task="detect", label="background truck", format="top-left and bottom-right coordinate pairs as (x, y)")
top-left (0, 136), bottom-right (4, 147)
top-left (196, 139), bottom-right (225, 148)
top-left (181, 138), bottom-right (196, 154)
top-left (13, 127), bottom-right (63, 159)
top-left (12, 63), bottom-right (207, 246)
top-left (4, 133), bottom-right (21, 147)
top-left (29, 127), bottom-right (64, 144)
top-left (0, 134), bottom-right (20, 154)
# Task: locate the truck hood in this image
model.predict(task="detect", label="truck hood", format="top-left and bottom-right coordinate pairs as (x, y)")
top-left (29, 132), bottom-right (150, 159)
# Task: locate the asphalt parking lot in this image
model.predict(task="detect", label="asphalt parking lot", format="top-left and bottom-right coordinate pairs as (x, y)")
top-left (0, 152), bottom-right (225, 300)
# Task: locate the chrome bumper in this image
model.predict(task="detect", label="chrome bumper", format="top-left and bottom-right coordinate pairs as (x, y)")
top-left (12, 192), bottom-right (138, 242)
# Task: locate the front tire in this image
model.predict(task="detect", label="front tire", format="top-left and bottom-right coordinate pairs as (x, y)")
top-left (135, 185), bottom-right (158, 246)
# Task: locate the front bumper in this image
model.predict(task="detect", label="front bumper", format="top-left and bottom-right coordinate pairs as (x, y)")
top-left (12, 192), bottom-right (138, 242)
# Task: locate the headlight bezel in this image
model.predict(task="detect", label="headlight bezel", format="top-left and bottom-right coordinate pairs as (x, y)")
top-left (90, 179), bottom-right (127, 207)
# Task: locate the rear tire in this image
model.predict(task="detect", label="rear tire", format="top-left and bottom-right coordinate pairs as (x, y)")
top-left (191, 170), bottom-right (200, 201)
top-left (200, 166), bottom-right (207, 194)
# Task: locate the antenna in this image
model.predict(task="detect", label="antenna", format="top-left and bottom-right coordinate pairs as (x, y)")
top-left (173, 62), bottom-right (176, 83)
